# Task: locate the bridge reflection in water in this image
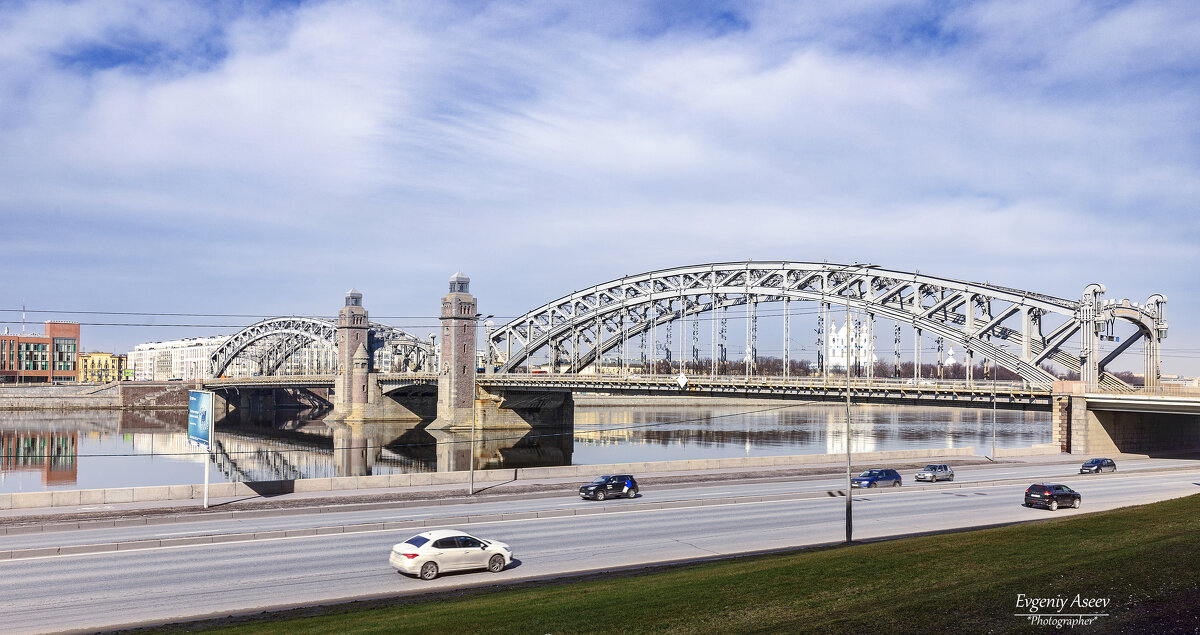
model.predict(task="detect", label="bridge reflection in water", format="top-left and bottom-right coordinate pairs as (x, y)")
top-left (571, 404), bottom-right (1050, 464)
top-left (0, 404), bottom-right (1049, 492)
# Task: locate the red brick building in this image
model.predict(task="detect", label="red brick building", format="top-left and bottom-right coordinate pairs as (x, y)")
top-left (0, 321), bottom-right (81, 383)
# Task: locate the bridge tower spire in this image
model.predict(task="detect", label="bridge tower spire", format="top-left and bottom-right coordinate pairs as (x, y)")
top-left (432, 272), bottom-right (478, 429)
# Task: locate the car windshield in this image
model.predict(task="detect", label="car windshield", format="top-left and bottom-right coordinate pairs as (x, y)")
top-left (922, 465), bottom-right (937, 470)
top-left (1085, 459), bottom-right (1101, 465)
top-left (858, 470), bottom-right (884, 477)
top-left (405, 535), bottom-right (430, 548)
top-left (591, 476), bottom-right (609, 484)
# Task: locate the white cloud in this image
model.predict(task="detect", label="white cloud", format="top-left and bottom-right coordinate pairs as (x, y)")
top-left (1, 0), bottom-right (1197, 370)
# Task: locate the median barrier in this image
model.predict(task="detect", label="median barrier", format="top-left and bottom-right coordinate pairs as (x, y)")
top-left (50, 491), bottom-right (81, 507)
top-left (209, 483), bottom-right (237, 497)
top-left (995, 443), bottom-right (1059, 457)
top-left (293, 478), bottom-right (333, 493)
top-left (367, 475), bottom-right (393, 489)
top-left (11, 492), bottom-right (53, 509)
top-left (133, 486), bottom-right (172, 502)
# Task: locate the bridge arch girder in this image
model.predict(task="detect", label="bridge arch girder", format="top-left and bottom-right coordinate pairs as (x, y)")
top-left (210, 317), bottom-right (338, 378)
top-left (490, 261), bottom-right (1167, 388)
top-left (210, 317), bottom-right (434, 378)
top-left (538, 286), bottom-right (1055, 385)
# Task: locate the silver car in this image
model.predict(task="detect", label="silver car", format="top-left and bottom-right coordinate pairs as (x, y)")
top-left (914, 464), bottom-right (955, 482)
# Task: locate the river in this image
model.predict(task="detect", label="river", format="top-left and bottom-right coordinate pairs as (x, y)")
top-left (0, 403), bottom-right (1049, 493)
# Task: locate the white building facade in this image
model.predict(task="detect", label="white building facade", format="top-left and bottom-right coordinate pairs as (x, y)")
top-left (828, 319), bottom-right (877, 371)
top-left (126, 337), bottom-right (406, 380)
top-left (128, 337), bottom-right (251, 381)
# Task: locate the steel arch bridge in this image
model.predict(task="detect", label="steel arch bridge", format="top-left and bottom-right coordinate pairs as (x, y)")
top-left (209, 316), bottom-right (433, 378)
top-left (486, 262), bottom-right (1167, 389)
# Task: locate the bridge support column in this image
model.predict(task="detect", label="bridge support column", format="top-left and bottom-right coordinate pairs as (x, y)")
top-left (1052, 381), bottom-right (1103, 455)
top-left (329, 289), bottom-right (370, 421)
top-left (430, 272), bottom-right (478, 430)
top-left (1079, 284), bottom-right (1105, 389)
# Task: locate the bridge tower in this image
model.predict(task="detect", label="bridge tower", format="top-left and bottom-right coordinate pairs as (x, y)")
top-left (432, 272), bottom-right (478, 429)
top-left (337, 289), bottom-right (370, 408)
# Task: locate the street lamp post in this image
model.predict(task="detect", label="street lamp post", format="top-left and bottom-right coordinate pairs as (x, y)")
top-left (838, 263), bottom-right (875, 545)
top-left (468, 313), bottom-right (493, 496)
top-left (845, 287), bottom-right (853, 544)
top-left (991, 375), bottom-right (997, 460)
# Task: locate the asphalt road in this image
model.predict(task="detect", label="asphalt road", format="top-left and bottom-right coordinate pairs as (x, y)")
top-left (3, 457), bottom-right (1199, 552)
top-left (2, 461), bottom-right (1199, 634)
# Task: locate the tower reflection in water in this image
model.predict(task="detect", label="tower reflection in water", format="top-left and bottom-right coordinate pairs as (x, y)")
top-left (219, 408), bottom-right (575, 478)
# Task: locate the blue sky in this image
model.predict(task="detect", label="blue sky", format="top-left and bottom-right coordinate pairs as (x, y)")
top-left (1, 0), bottom-right (1198, 374)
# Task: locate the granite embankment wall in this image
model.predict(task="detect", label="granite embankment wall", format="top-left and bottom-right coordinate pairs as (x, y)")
top-left (0, 383), bottom-right (188, 410)
top-left (0, 444), bottom-right (1061, 510)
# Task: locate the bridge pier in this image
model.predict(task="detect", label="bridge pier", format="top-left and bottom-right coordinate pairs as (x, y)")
top-left (427, 272), bottom-right (576, 438)
top-left (1052, 381), bottom-right (1200, 455)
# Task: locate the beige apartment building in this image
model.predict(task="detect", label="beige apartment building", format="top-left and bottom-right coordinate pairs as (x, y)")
top-left (76, 352), bottom-right (128, 383)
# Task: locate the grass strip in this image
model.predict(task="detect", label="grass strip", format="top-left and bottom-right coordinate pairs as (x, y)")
top-left (150, 494), bottom-right (1200, 634)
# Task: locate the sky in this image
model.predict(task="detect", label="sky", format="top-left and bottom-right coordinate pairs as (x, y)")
top-left (1, 0), bottom-right (1198, 375)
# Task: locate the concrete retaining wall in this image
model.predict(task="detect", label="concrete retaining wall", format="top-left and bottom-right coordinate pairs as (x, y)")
top-left (0, 395), bottom-right (121, 410)
top-left (0, 445), bottom-right (1025, 510)
top-left (993, 443), bottom-right (1060, 457)
top-left (0, 382), bottom-right (190, 410)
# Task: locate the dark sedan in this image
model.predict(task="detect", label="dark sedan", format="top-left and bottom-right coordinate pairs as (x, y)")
top-left (579, 474), bottom-right (638, 501)
top-left (1024, 483), bottom-right (1080, 510)
top-left (850, 468), bottom-right (901, 488)
top-left (1080, 458), bottom-right (1116, 474)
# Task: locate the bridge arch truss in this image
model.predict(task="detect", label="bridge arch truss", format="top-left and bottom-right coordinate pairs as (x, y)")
top-left (210, 317), bottom-right (433, 378)
top-left (487, 262), bottom-right (1167, 389)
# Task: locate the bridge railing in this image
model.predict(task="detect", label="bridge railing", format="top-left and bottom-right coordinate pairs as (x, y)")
top-left (479, 373), bottom-right (1048, 394)
top-left (1098, 384), bottom-right (1200, 398)
top-left (203, 375), bottom-right (336, 387)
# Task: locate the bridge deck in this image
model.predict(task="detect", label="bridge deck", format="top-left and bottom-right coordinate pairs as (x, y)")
top-left (477, 374), bottom-right (1052, 408)
top-left (203, 373), bottom-right (1058, 408)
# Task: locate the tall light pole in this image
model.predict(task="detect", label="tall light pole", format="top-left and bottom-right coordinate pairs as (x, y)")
top-left (839, 263), bottom-right (875, 545)
top-left (991, 373), bottom-right (997, 461)
top-left (468, 313), bottom-right (493, 496)
top-left (845, 284), bottom-right (853, 544)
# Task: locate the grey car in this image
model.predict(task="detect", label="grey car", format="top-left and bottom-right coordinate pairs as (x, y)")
top-left (914, 464), bottom-right (955, 482)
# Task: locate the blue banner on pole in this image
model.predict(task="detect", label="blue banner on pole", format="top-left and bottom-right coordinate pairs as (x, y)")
top-left (188, 390), bottom-right (213, 448)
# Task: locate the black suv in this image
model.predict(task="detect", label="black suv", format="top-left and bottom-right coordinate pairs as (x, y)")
top-left (1024, 483), bottom-right (1080, 510)
top-left (579, 475), bottom-right (638, 501)
top-left (1080, 458), bottom-right (1116, 474)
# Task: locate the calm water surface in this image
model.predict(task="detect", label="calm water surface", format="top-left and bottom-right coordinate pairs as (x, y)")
top-left (0, 404), bottom-right (1050, 493)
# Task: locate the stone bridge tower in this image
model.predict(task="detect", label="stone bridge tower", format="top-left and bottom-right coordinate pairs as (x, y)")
top-left (337, 289), bottom-right (370, 410)
top-left (431, 272), bottom-right (477, 429)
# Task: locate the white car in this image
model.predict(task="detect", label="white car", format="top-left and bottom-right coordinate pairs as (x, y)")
top-left (914, 464), bottom-right (955, 482)
top-left (390, 529), bottom-right (513, 580)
